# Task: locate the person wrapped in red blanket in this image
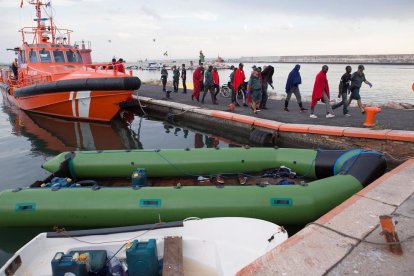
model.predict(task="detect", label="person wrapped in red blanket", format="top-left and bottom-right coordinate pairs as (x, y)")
top-left (310, 65), bottom-right (335, 119)
top-left (192, 65), bottom-right (204, 101)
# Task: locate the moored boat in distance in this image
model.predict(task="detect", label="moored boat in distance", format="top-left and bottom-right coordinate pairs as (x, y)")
top-left (0, 0), bottom-right (141, 122)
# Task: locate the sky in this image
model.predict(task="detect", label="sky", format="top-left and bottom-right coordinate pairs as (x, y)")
top-left (0, 0), bottom-right (413, 63)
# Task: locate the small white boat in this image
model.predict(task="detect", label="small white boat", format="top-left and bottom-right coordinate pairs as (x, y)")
top-left (0, 217), bottom-right (287, 276)
top-left (142, 62), bottom-right (163, 70)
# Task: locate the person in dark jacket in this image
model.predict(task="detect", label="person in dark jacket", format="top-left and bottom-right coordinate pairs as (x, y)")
top-left (202, 65), bottom-right (217, 104)
top-left (172, 65), bottom-right (180, 92)
top-left (348, 64), bottom-right (372, 113)
top-left (248, 67), bottom-right (262, 114)
top-left (284, 64), bottom-right (307, 112)
top-left (160, 65), bottom-right (168, 92)
top-left (260, 65), bottom-right (274, 110)
top-left (332, 66), bottom-right (352, 116)
top-left (181, 64), bottom-right (187, 93)
top-left (11, 58), bottom-right (18, 79)
top-left (229, 65), bottom-right (238, 106)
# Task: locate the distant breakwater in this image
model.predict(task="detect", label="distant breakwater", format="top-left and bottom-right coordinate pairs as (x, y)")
top-left (239, 54), bottom-right (414, 65)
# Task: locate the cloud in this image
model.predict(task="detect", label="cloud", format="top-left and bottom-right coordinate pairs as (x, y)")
top-left (164, 12), bottom-right (218, 21)
top-left (140, 5), bottom-right (161, 20)
top-left (116, 32), bottom-right (133, 38)
top-left (241, 0), bottom-right (414, 21)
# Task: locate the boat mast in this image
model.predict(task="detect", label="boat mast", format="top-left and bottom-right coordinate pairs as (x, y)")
top-left (32, 0), bottom-right (53, 44)
top-left (34, 0), bottom-right (42, 43)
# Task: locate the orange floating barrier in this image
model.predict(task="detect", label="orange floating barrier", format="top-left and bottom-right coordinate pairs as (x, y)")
top-left (363, 106), bottom-right (381, 127)
top-left (379, 215), bottom-right (403, 255)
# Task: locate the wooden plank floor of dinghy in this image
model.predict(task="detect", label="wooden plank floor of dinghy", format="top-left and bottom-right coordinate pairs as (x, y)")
top-left (163, 236), bottom-right (184, 276)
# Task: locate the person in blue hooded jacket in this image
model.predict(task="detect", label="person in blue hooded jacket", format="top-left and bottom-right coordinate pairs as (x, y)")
top-left (284, 64), bottom-right (307, 112)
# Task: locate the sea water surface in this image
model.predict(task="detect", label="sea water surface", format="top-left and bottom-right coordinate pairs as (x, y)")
top-left (135, 63), bottom-right (414, 105)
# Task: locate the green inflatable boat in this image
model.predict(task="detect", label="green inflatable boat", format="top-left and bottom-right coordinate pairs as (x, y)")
top-left (0, 147), bottom-right (386, 228)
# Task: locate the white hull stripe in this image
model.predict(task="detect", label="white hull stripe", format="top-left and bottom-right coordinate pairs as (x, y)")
top-left (69, 91), bottom-right (91, 118)
top-left (69, 91), bottom-right (77, 117)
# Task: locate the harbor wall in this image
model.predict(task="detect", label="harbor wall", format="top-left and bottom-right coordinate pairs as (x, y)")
top-left (239, 54), bottom-right (414, 65)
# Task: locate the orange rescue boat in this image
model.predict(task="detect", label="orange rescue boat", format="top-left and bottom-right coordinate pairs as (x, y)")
top-left (0, 0), bottom-right (141, 122)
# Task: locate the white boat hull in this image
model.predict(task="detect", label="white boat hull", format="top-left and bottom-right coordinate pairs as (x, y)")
top-left (0, 217), bottom-right (287, 276)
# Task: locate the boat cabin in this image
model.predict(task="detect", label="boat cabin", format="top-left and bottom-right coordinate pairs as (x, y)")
top-left (18, 43), bottom-right (83, 65)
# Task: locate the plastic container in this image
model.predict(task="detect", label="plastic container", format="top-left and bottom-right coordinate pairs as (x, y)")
top-left (126, 239), bottom-right (158, 276)
top-left (131, 168), bottom-right (147, 187)
top-left (67, 250), bottom-right (107, 274)
top-left (51, 252), bottom-right (88, 276)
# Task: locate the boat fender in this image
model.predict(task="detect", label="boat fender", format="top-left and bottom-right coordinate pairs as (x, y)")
top-left (249, 129), bottom-right (274, 146)
top-left (13, 76), bottom-right (141, 97)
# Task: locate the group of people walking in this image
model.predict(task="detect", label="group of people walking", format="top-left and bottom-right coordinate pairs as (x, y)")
top-left (308, 64), bottom-right (372, 118)
top-left (160, 62), bottom-right (372, 118)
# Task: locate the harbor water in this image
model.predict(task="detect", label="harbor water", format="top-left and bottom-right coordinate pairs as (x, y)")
top-left (135, 63), bottom-right (414, 105)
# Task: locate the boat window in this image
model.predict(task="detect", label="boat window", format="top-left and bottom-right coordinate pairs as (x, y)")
top-left (39, 49), bottom-right (52, 63)
top-left (66, 50), bottom-right (77, 63)
top-left (20, 50), bottom-right (26, 64)
top-left (53, 50), bottom-right (65, 63)
top-left (75, 50), bottom-right (83, 63)
top-left (29, 49), bottom-right (38, 63)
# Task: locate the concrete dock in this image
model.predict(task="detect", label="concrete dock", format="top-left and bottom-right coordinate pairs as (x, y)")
top-left (133, 84), bottom-right (414, 275)
top-left (237, 160), bottom-right (414, 275)
top-left (136, 84), bottom-right (414, 131)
